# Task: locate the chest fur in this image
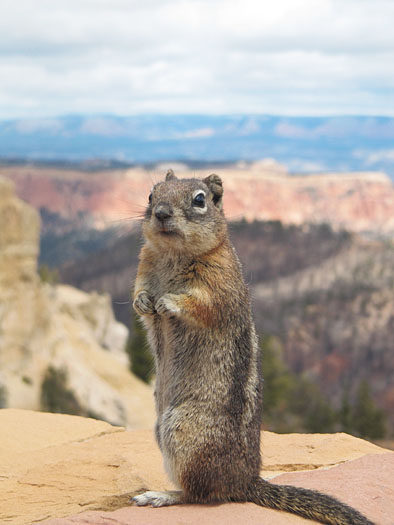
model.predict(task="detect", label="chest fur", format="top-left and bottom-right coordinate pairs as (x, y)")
top-left (146, 255), bottom-right (196, 301)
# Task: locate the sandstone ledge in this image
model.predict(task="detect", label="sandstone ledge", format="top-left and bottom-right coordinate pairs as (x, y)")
top-left (0, 409), bottom-right (392, 524)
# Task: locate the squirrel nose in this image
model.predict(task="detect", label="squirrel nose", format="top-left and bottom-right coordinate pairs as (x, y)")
top-left (155, 202), bottom-right (173, 221)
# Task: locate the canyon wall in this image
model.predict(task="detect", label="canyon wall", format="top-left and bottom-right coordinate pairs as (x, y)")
top-left (2, 162), bottom-right (394, 234)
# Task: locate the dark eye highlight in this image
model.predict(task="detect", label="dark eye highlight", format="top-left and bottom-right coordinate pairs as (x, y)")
top-left (148, 192), bottom-right (152, 204)
top-left (193, 192), bottom-right (205, 208)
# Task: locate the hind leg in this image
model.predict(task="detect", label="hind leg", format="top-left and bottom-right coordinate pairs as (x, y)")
top-left (132, 490), bottom-right (182, 507)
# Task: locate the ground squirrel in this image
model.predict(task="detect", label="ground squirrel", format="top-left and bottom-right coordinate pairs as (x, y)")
top-left (131, 170), bottom-right (373, 525)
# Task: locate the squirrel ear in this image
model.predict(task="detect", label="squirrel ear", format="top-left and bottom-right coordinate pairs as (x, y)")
top-left (203, 174), bottom-right (223, 210)
top-left (165, 169), bottom-right (177, 181)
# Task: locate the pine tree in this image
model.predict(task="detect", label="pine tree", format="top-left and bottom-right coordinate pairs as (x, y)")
top-left (261, 335), bottom-right (294, 418)
top-left (41, 367), bottom-right (82, 415)
top-left (338, 386), bottom-right (352, 433)
top-left (351, 380), bottom-right (386, 439)
top-left (0, 384), bottom-right (7, 408)
top-left (303, 391), bottom-right (336, 433)
top-left (261, 334), bottom-right (337, 433)
top-left (125, 311), bottom-right (153, 383)
top-left (290, 378), bottom-right (336, 433)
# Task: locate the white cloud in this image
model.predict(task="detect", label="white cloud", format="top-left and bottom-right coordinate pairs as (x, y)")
top-left (356, 149), bottom-right (394, 165)
top-left (181, 128), bottom-right (216, 139)
top-left (288, 160), bottom-right (327, 172)
top-left (0, 0), bottom-right (393, 118)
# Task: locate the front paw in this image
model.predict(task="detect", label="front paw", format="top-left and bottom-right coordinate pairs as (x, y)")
top-left (156, 294), bottom-right (181, 317)
top-left (133, 291), bottom-right (155, 315)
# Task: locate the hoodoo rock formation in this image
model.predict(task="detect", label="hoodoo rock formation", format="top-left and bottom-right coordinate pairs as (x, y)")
top-left (0, 176), bottom-right (155, 428)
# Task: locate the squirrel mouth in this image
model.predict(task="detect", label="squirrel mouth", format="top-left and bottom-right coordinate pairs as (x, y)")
top-left (156, 226), bottom-right (181, 237)
top-left (152, 218), bottom-right (183, 238)
top-left (159, 230), bottom-right (178, 236)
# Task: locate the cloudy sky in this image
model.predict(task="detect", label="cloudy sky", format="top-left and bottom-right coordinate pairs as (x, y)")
top-left (0, 0), bottom-right (393, 119)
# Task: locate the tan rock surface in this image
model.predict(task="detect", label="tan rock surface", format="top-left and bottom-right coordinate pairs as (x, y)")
top-left (260, 430), bottom-right (386, 477)
top-left (0, 409), bottom-right (391, 524)
top-left (0, 409), bottom-right (120, 457)
top-left (41, 453), bottom-right (394, 524)
top-left (0, 175), bottom-right (155, 428)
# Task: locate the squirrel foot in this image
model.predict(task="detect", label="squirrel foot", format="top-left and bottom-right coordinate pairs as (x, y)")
top-left (132, 490), bottom-right (182, 507)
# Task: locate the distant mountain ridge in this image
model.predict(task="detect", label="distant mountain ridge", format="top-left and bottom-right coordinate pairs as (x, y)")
top-left (1, 114), bottom-right (394, 177)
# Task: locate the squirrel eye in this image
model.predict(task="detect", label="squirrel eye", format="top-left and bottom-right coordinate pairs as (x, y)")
top-left (193, 192), bottom-right (205, 208)
top-left (148, 192), bottom-right (152, 204)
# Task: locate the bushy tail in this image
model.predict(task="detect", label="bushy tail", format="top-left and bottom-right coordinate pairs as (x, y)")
top-left (247, 477), bottom-right (374, 525)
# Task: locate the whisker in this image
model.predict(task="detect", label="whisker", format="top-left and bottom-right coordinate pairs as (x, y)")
top-left (105, 215), bottom-right (144, 223)
top-left (226, 213), bottom-right (248, 222)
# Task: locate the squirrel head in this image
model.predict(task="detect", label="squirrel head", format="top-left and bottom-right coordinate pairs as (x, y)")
top-left (143, 170), bottom-right (227, 255)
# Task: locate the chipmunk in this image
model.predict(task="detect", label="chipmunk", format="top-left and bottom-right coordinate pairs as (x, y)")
top-left (131, 169), bottom-right (373, 525)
